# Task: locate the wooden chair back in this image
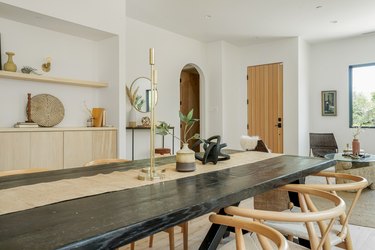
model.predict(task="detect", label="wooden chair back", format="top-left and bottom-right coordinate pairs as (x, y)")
top-left (225, 185), bottom-right (346, 250)
top-left (253, 139), bottom-right (289, 211)
top-left (309, 133), bottom-right (338, 157)
top-left (254, 140), bottom-right (270, 153)
top-left (209, 214), bottom-right (288, 250)
top-left (294, 171), bottom-right (368, 235)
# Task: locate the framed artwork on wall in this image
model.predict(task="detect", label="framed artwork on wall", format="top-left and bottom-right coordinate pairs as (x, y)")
top-left (321, 90), bottom-right (337, 116)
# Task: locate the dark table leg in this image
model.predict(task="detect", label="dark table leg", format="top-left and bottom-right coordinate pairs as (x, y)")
top-left (199, 202), bottom-right (240, 250)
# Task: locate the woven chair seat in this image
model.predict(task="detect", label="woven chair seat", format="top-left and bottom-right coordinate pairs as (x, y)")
top-left (265, 215), bottom-right (344, 246)
top-left (219, 233), bottom-right (308, 250)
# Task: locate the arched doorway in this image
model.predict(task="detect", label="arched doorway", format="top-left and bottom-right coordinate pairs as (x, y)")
top-left (180, 64), bottom-right (200, 152)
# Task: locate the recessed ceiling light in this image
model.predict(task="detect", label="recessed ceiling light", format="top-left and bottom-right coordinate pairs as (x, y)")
top-left (330, 20), bottom-right (338, 24)
top-left (204, 15), bottom-right (212, 20)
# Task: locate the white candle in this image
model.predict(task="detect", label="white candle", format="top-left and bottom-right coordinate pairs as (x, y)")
top-left (149, 48), bottom-right (154, 65)
top-left (153, 69), bottom-right (158, 84)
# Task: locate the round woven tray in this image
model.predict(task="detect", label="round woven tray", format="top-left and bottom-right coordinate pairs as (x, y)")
top-left (30, 94), bottom-right (64, 127)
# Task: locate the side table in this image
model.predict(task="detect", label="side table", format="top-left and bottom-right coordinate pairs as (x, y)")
top-left (126, 126), bottom-right (175, 160)
top-left (325, 153), bottom-right (375, 189)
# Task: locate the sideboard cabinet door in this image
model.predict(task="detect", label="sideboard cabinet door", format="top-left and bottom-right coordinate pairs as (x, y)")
top-left (0, 132), bottom-right (30, 171)
top-left (92, 130), bottom-right (117, 160)
top-left (64, 131), bottom-right (93, 169)
top-left (30, 132), bottom-right (63, 170)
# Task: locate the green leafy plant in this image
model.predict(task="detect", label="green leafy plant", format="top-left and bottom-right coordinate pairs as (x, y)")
top-left (156, 109), bottom-right (200, 144)
top-left (134, 95), bottom-right (145, 110)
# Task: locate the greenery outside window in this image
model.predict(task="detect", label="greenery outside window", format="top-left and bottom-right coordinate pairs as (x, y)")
top-left (349, 62), bottom-right (375, 128)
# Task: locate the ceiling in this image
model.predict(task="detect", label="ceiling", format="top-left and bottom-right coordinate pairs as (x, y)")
top-left (126, 0), bottom-right (375, 46)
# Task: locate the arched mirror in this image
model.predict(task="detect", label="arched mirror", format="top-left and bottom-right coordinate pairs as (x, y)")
top-left (127, 77), bottom-right (158, 113)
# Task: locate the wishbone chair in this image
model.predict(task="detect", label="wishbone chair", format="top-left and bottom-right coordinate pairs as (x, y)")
top-left (209, 214), bottom-right (288, 250)
top-left (222, 184), bottom-right (346, 250)
top-left (286, 171), bottom-right (368, 249)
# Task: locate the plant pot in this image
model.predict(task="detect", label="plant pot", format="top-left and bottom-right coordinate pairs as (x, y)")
top-left (176, 143), bottom-right (196, 172)
top-left (128, 106), bottom-right (137, 127)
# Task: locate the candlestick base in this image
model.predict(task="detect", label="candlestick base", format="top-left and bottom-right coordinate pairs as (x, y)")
top-left (138, 167), bottom-right (165, 181)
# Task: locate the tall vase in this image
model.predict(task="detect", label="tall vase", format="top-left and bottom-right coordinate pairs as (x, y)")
top-left (352, 138), bottom-right (360, 156)
top-left (176, 143), bottom-right (196, 172)
top-left (4, 52), bottom-right (17, 72)
top-left (128, 106), bottom-right (137, 127)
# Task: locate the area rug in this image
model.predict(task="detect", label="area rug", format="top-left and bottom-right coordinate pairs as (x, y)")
top-left (306, 175), bottom-right (375, 228)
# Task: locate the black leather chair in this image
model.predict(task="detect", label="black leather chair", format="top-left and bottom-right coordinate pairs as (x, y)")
top-left (309, 133), bottom-right (338, 157)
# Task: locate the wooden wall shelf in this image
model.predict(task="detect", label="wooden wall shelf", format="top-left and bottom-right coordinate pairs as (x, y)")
top-left (0, 70), bottom-right (108, 88)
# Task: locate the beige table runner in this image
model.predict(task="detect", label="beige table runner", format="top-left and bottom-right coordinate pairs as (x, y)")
top-left (0, 151), bottom-right (280, 215)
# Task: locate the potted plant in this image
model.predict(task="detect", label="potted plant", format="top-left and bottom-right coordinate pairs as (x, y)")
top-left (157, 109), bottom-right (199, 172)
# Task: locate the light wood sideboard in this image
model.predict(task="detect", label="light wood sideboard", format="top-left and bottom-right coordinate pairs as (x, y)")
top-left (0, 127), bottom-right (117, 171)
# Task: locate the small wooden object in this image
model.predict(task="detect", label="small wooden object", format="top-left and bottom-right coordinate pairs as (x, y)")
top-left (155, 148), bottom-right (171, 155)
top-left (26, 93), bottom-right (32, 122)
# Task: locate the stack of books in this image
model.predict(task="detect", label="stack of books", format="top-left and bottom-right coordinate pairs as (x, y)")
top-left (342, 148), bottom-right (365, 156)
top-left (14, 122), bottom-right (39, 128)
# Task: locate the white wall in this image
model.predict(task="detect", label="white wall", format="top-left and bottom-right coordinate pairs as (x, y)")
top-left (221, 42), bottom-right (243, 149)
top-left (310, 35), bottom-right (375, 153)
top-left (0, 17), bottom-right (99, 127)
top-left (234, 38), bottom-right (300, 155)
top-left (298, 38), bottom-right (311, 156)
top-left (125, 18), bottom-right (208, 160)
top-left (0, 0), bottom-right (127, 157)
top-left (206, 41), bottom-right (224, 138)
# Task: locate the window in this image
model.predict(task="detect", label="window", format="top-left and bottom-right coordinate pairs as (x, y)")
top-left (349, 63), bottom-right (375, 128)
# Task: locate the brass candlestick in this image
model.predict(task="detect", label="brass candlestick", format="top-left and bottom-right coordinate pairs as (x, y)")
top-left (138, 48), bottom-right (161, 181)
top-left (149, 48), bottom-right (157, 180)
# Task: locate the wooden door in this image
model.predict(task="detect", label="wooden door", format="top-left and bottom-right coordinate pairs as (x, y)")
top-left (247, 63), bottom-right (283, 153)
top-left (180, 69), bottom-right (200, 151)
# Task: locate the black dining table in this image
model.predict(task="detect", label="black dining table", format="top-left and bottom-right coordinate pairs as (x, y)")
top-left (0, 152), bottom-right (335, 250)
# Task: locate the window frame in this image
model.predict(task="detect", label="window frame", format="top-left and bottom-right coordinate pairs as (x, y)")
top-left (349, 62), bottom-right (375, 128)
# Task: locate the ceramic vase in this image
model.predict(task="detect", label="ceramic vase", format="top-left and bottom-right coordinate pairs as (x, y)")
top-left (128, 106), bottom-right (137, 127)
top-left (176, 143), bottom-right (196, 172)
top-left (352, 138), bottom-right (360, 156)
top-left (4, 52), bottom-right (17, 72)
